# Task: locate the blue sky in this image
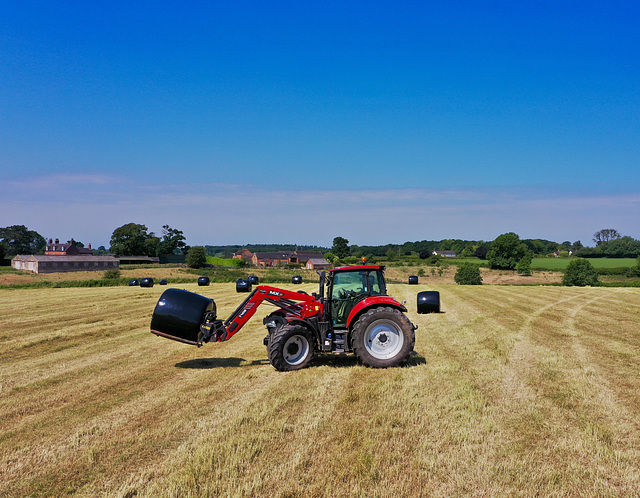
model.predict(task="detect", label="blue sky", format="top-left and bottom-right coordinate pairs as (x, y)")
top-left (1, 1), bottom-right (639, 248)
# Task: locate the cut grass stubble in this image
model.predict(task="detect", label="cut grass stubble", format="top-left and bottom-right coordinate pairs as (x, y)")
top-left (1, 283), bottom-right (639, 496)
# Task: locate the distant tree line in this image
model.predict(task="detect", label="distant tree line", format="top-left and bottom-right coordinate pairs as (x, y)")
top-left (349, 237), bottom-right (580, 260)
top-left (2, 224), bottom-right (639, 262)
top-left (573, 236), bottom-right (640, 259)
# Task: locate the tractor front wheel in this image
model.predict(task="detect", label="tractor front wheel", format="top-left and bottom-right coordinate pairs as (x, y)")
top-left (268, 324), bottom-right (314, 371)
top-left (352, 307), bottom-right (415, 368)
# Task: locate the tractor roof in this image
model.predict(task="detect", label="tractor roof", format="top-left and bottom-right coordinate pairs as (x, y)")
top-left (329, 265), bottom-right (385, 273)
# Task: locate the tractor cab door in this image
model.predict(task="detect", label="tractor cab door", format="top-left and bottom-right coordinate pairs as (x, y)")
top-left (328, 269), bottom-right (386, 327)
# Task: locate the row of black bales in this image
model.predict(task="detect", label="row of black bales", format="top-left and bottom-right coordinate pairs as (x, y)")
top-left (129, 278), bottom-right (168, 287)
top-left (129, 275), bottom-right (423, 288)
top-left (235, 275), bottom-right (303, 293)
top-left (129, 274), bottom-right (440, 314)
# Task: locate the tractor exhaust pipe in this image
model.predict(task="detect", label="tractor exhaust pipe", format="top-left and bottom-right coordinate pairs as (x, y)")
top-left (151, 288), bottom-right (217, 346)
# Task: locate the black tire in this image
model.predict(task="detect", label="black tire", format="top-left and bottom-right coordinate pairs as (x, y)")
top-left (263, 313), bottom-right (286, 348)
top-left (352, 307), bottom-right (415, 368)
top-left (268, 324), bottom-right (314, 371)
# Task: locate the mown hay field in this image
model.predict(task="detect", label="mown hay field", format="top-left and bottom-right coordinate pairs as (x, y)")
top-left (1, 282), bottom-right (639, 496)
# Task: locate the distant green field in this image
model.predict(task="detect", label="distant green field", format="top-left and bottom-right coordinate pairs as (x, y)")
top-left (453, 257), bottom-right (637, 272)
top-left (531, 258), bottom-right (637, 270)
top-left (206, 256), bottom-right (244, 267)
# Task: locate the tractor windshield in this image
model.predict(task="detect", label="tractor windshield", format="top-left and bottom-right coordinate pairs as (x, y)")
top-left (329, 269), bottom-right (386, 327)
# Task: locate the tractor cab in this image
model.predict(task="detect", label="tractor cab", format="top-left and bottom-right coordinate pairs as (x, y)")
top-left (325, 265), bottom-right (388, 328)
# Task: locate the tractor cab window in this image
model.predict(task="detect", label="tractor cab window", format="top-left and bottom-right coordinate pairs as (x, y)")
top-left (329, 270), bottom-right (386, 327)
top-left (365, 270), bottom-right (386, 296)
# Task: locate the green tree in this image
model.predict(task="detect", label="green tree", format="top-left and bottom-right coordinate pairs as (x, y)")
top-left (488, 232), bottom-right (528, 270)
top-left (593, 228), bottom-right (620, 246)
top-left (474, 243), bottom-right (490, 260)
top-left (455, 263), bottom-right (483, 285)
top-left (601, 236), bottom-right (640, 258)
top-left (571, 240), bottom-right (583, 252)
top-left (516, 253), bottom-right (533, 276)
top-left (0, 242), bottom-right (5, 261)
top-left (109, 223), bottom-right (158, 256)
top-left (324, 252), bottom-right (339, 265)
top-left (102, 269), bottom-right (121, 280)
top-left (332, 237), bottom-right (350, 259)
top-left (461, 243), bottom-right (476, 257)
top-left (186, 246), bottom-right (207, 269)
top-left (156, 225), bottom-right (187, 255)
top-left (625, 256), bottom-right (640, 277)
top-left (0, 225), bottom-right (46, 256)
top-left (562, 258), bottom-right (599, 286)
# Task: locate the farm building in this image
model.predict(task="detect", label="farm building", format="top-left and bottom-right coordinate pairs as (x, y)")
top-left (232, 248), bottom-right (253, 262)
top-left (45, 238), bottom-right (94, 256)
top-left (11, 255), bottom-right (119, 274)
top-left (252, 252), bottom-right (294, 267)
top-left (433, 250), bottom-right (457, 258)
top-left (305, 258), bottom-right (330, 270)
top-left (252, 250), bottom-right (325, 267)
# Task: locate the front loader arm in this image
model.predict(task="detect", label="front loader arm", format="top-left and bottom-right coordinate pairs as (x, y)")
top-left (200, 285), bottom-right (322, 344)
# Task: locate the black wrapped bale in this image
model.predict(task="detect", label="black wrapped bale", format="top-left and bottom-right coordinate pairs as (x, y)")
top-left (236, 278), bottom-right (252, 293)
top-left (417, 291), bottom-right (440, 314)
top-left (248, 275), bottom-right (259, 285)
top-left (129, 279), bottom-right (139, 286)
top-left (292, 276), bottom-right (302, 284)
top-left (197, 276), bottom-right (210, 286)
top-left (159, 279), bottom-right (168, 285)
top-left (140, 277), bottom-right (154, 287)
top-left (408, 275), bottom-right (419, 285)
top-left (151, 288), bottom-right (216, 345)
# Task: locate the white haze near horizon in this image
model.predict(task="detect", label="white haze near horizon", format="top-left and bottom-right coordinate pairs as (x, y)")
top-left (1, 175), bottom-right (637, 249)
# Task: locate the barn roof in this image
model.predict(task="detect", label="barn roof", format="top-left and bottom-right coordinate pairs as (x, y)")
top-left (17, 255), bottom-right (119, 262)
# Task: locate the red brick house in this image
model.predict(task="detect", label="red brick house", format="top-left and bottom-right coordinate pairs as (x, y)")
top-left (45, 238), bottom-right (93, 256)
top-left (233, 248), bottom-right (253, 262)
top-left (252, 250), bottom-right (325, 267)
top-left (252, 252), bottom-right (294, 267)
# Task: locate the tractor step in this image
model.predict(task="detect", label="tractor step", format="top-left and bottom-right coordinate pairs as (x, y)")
top-left (332, 333), bottom-right (346, 353)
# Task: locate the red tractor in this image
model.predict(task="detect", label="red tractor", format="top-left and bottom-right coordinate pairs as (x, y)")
top-left (150, 265), bottom-right (439, 371)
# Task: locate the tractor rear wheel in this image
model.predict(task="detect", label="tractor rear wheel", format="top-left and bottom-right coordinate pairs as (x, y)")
top-left (352, 307), bottom-right (415, 368)
top-left (268, 324), bottom-right (314, 371)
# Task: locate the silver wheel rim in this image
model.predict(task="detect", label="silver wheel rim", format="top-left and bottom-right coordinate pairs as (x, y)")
top-left (364, 319), bottom-right (404, 360)
top-left (283, 335), bottom-right (310, 365)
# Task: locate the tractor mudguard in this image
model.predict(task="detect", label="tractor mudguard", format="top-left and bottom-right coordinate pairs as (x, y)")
top-left (345, 296), bottom-right (407, 329)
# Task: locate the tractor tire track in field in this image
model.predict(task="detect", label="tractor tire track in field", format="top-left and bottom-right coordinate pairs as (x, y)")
top-left (492, 287), bottom-right (640, 493)
top-left (498, 289), bottom-right (589, 404)
top-left (563, 290), bottom-right (640, 463)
